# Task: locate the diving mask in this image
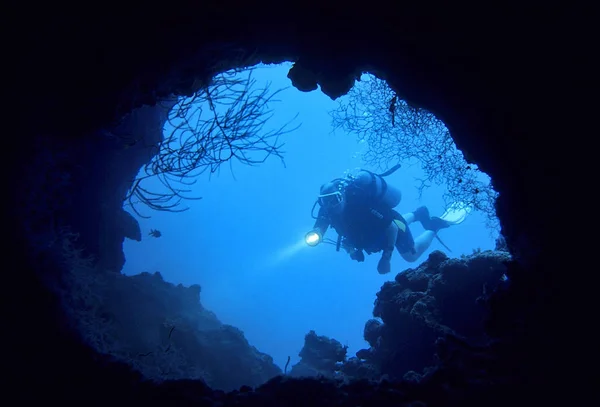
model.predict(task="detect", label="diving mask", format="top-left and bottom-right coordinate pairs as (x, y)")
top-left (317, 191), bottom-right (343, 208)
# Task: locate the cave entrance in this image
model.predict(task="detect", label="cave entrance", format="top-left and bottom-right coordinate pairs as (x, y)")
top-left (120, 61), bottom-right (500, 380)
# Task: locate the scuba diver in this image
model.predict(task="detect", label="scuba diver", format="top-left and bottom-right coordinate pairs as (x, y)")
top-left (305, 164), bottom-right (470, 274)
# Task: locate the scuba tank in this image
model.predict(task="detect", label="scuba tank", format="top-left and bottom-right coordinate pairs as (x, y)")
top-left (353, 164), bottom-right (403, 209)
top-left (310, 163), bottom-right (402, 220)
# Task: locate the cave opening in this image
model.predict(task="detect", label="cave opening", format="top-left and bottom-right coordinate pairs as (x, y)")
top-left (8, 4), bottom-right (584, 403)
top-left (15, 53), bottom-right (511, 392)
top-left (73, 61), bottom-right (507, 387)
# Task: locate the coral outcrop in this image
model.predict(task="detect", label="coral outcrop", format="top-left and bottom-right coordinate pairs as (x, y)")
top-left (288, 330), bottom-right (348, 378)
top-left (55, 235), bottom-right (281, 390)
top-left (364, 250), bottom-right (509, 378)
top-left (288, 250), bottom-right (510, 385)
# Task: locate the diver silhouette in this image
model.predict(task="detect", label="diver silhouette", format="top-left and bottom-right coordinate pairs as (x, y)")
top-left (305, 165), bottom-right (470, 274)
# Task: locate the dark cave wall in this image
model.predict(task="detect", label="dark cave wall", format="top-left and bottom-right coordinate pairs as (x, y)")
top-left (11, 3), bottom-right (570, 270)
top-left (16, 102), bottom-right (175, 272)
top-left (7, 0), bottom-right (585, 403)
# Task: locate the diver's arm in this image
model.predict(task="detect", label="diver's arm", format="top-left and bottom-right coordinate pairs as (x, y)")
top-left (341, 238), bottom-right (365, 262)
top-left (312, 207), bottom-right (330, 236)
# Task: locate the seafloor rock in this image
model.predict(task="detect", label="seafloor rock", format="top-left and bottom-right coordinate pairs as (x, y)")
top-left (55, 241), bottom-right (281, 391)
top-left (358, 250), bottom-right (510, 380)
top-left (287, 250), bottom-right (510, 385)
top-left (288, 330), bottom-right (348, 378)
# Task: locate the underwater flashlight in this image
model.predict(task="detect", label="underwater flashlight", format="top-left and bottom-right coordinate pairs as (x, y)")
top-left (305, 230), bottom-right (322, 247)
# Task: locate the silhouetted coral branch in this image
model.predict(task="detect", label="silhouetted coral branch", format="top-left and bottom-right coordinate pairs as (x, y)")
top-left (284, 356), bottom-right (291, 374)
top-left (330, 74), bottom-right (498, 225)
top-left (125, 67), bottom-right (300, 217)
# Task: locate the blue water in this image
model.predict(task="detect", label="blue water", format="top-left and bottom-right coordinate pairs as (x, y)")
top-left (122, 62), bottom-right (498, 371)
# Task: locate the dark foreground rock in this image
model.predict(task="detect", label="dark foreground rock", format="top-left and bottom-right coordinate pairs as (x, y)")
top-left (288, 250), bottom-right (511, 384)
top-left (51, 232), bottom-right (280, 391)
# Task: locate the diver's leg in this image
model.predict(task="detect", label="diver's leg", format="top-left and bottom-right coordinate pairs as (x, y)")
top-left (403, 206), bottom-right (430, 225)
top-left (402, 209), bottom-right (432, 225)
top-left (404, 206), bottom-right (450, 232)
top-left (402, 212), bottom-right (416, 224)
top-left (377, 221), bottom-right (399, 274)
top-left (399, 230), bottom-right (436, 263)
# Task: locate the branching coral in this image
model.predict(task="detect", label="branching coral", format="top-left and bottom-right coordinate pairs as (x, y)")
top-left (330, 74), bottom-right (499, 226)
top-left (125, 67), bottom-right (300, 217)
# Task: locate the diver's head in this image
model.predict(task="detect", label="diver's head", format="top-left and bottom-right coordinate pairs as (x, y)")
top-left (318, 180), bottom-right (345, 213)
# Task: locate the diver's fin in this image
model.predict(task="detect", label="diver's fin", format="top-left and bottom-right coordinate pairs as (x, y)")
top-left (439, 202), bottom-right (473, 225)
top-left (426, 202), bottom-right (472, 253)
